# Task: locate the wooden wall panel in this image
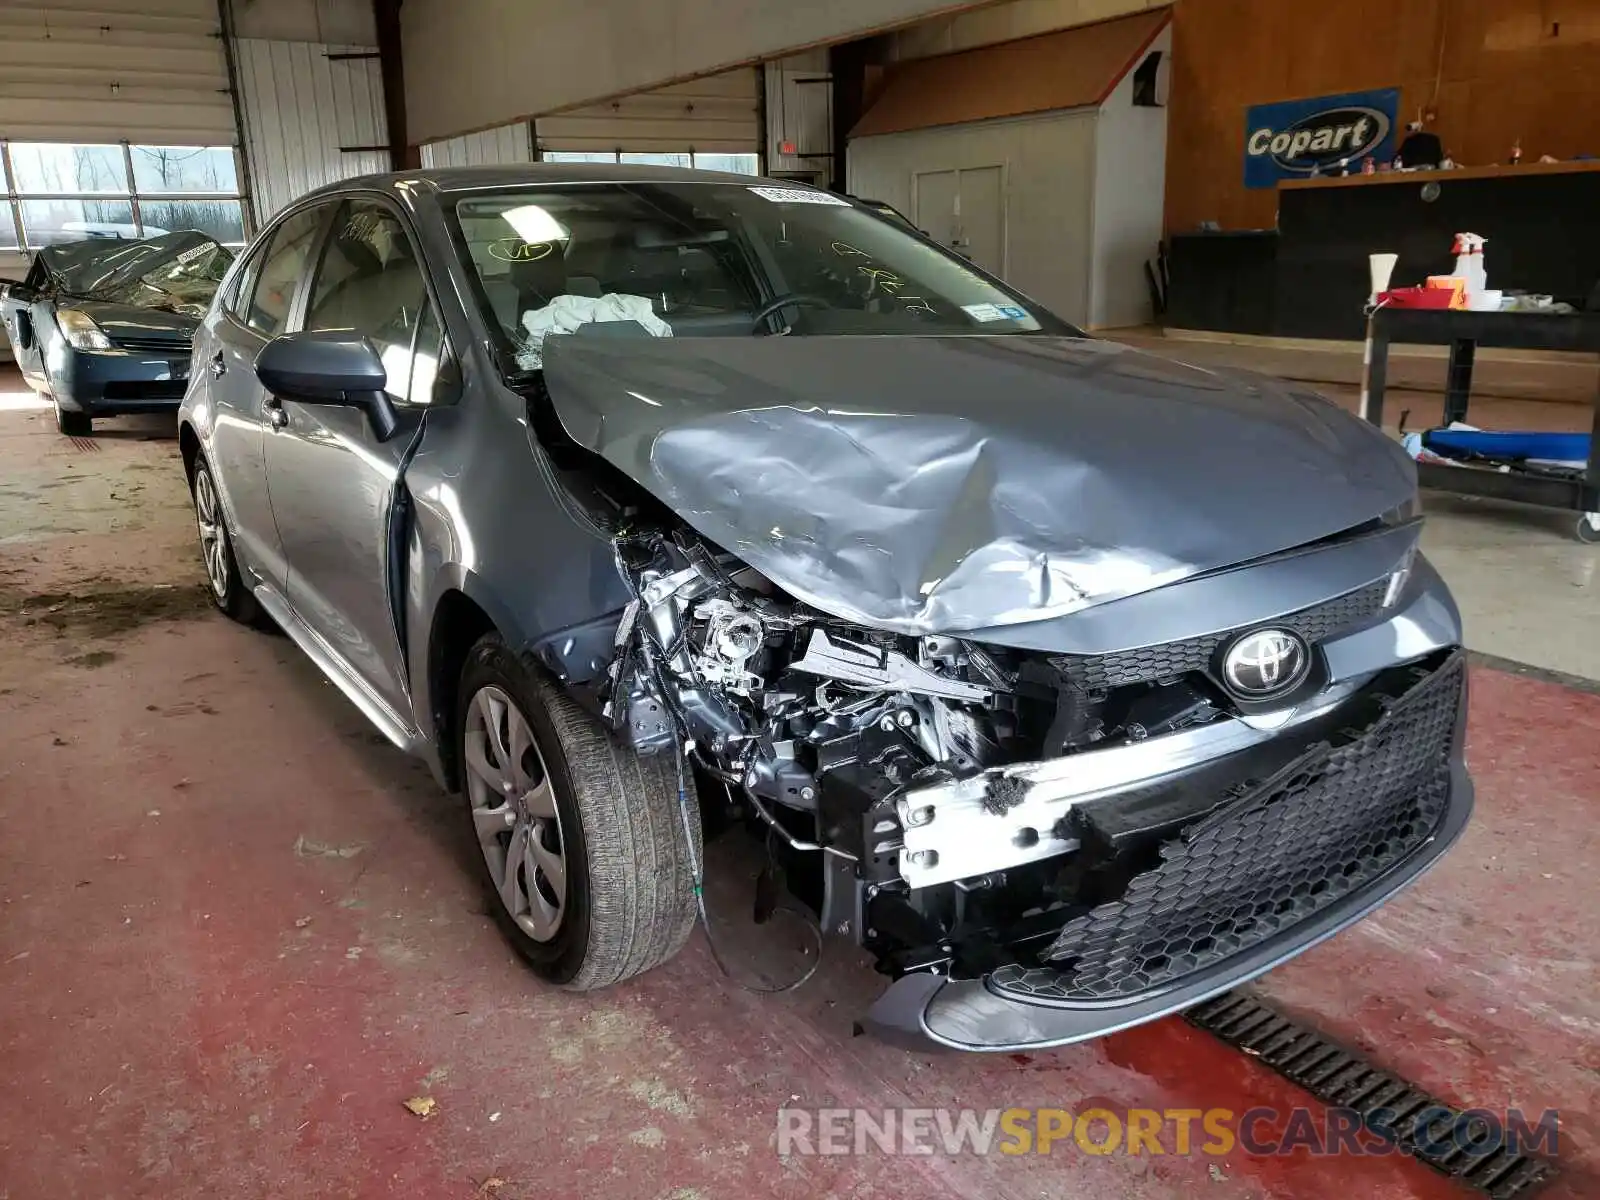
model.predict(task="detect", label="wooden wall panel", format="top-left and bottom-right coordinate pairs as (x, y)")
top-left (1165, 0), bottom-right (1600, 231)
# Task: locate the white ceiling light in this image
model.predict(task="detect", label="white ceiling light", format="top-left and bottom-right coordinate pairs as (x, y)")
top-left (502, 204), bottom-right (568, 244)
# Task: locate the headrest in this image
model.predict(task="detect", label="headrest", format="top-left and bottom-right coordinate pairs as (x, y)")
top-left (509, 241), bottom-right (569, 307)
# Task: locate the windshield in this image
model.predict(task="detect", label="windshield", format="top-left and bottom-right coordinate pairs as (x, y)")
top-left (448, 181), bottom-right (1070, 368)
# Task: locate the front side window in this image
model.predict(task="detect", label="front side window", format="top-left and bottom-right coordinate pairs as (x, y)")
top-left (304, 200), bottom-right (439, 404)
top-left (244, 206), bottom-right (326, 338)
top-left (450, 182), bottom-right (1059, 365)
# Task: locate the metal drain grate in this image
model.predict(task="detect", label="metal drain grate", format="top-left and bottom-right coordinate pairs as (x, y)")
top-left (1186, 992), bottom-right (1558, 1198)
top-left (67, 435), bottom-right (100, 453)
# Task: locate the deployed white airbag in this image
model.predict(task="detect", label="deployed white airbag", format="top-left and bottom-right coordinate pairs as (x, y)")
top-left (515, 293), bottom-right (671, 369)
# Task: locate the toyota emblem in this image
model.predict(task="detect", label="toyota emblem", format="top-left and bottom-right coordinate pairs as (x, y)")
top-left (1221, 628), bottom-right (1310, 698)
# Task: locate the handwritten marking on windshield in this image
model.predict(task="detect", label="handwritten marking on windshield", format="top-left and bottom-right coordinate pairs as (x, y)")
top-left (487, 238), bottom-right (555, 263)
top-left (830, 240), bottom-right (939, 316)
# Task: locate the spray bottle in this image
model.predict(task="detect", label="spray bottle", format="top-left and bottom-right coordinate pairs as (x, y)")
top-left (1452, 233), bottom-right (1488, 296)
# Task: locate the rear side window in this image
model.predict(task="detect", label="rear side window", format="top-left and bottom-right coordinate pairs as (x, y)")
top-left (242, 206), bottom-right (326, 338)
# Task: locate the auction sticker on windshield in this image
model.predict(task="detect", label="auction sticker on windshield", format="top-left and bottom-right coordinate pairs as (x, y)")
top-left (748, 186), bottom-right (851, 205)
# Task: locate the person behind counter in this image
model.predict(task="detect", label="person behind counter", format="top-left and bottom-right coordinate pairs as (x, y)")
top-left (1397, 110), bottom-right (1445, 169)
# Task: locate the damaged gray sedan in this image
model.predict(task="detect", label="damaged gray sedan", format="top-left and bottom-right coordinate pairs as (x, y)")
top-left (178, 165), bottom-right (1471, 1051)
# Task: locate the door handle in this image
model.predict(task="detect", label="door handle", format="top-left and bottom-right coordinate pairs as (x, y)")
top-left (264, 398), bottom-right (288, 430)
top-left (209, 351), bottom-right (227, 379)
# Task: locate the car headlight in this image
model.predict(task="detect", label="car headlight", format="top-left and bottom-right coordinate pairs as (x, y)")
top-left (56, 309), bottom-right (113, 351)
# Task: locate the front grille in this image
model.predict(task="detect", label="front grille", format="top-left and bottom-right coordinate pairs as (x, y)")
top-left (103, 380), bottom-right (187, 401)
top-left (1051, 577), bottom-right (1391, 692)
top-left (991, 653), bottom-right (1462, 1004)
top-left (113, 336), bottom-right (191, 354)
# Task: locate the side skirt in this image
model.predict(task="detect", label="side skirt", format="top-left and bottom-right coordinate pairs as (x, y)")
top-left (252, 582), bottom-right (428, 755)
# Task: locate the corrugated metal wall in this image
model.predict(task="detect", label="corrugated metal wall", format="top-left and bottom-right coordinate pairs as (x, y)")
top-left (765, 52), bottom-right (832, 183)
top-left (0, 0), bottom-right (233, 143)
top-left (538, 68), bottom-right (760, 154)
top-left (421, 123), bottom-right (534, 168)
top-left (234, 38), bottom-right (388, 223)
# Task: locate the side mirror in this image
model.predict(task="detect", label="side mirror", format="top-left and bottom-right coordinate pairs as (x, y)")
top-left (255, 330), bottom-right (398, 441)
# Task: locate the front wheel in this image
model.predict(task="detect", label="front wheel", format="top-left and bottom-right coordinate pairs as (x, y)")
top-left (456, 633), bottom-right (700, 990)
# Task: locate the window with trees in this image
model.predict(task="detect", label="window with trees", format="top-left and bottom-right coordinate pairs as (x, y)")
top-left (0, 142), bottom-right (248, 251)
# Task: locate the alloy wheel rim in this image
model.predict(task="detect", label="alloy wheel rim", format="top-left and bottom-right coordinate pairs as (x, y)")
top-left (194, 469), bottom-right (229, 599)
top-left (464, 685), bottom-right (567, 941)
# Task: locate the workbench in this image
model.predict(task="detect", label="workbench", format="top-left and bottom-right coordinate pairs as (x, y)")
top-left (1358, 308), bottom-right (1600, 541)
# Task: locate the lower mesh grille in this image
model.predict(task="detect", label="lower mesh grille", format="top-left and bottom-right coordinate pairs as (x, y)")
top-left (1051, 577), bottom-right (1392, 692)
top-left (992, 654), bottom-right (1462, 1005)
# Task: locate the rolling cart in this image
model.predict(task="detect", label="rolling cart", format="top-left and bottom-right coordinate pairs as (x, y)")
top-left (1358, 308), bottom-right (1600, 542)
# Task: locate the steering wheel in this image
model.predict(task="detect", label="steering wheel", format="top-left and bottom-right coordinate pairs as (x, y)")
top-left (749, 293), bottom-right (830, 334)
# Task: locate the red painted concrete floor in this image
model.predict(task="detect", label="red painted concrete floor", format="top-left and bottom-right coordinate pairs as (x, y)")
top-left (0, 390), bottom-right (1596, 1199)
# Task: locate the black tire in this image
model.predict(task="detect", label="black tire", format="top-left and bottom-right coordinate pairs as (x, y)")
top-left (457, 633), bottom-right (700, 990)
top-left (54, 398), bottom-right (91, 437)
top-left (189, 454), bottom-right (262, 625)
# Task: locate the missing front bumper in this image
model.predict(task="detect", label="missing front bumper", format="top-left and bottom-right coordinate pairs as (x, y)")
top-left (863, 651), bottom-right (1473, 1052)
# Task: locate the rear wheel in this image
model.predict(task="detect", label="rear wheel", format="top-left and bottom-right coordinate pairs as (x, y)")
top-left (456, 633), bottom-right (700, 990)
top-left (190, 455), bottom-right (261, 625)
top-left (54, 398), bottom-right (91, 437)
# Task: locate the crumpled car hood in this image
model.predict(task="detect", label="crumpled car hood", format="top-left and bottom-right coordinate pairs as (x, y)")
top-left (541, 335), bottom-right (1416, 635)
top-left (73, 300), bottom-right (199, 342)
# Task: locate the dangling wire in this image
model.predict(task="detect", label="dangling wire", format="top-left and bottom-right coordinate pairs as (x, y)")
top-left (671, 737), bottom-right (823, 994)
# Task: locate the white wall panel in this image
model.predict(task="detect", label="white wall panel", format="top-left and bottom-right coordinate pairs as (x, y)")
top-left (1088, 25), bottom-right (1168, 328)
top-left (0, 0), bottom-right (231, 142)
top-left (538, 70), bottom-right (760, 154)
top-left (765, 52), bottom-right (833, 182)
top-left (234, 38), bottom-right (387, 223)
top-left (849, 110), bottom-right (1097, 326)
top-left (422, 124), bottom-right (534, 168)
top-left (402, 0), bottom-right (992, 144)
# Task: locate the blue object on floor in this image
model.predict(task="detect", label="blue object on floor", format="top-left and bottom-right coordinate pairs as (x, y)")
top-left (1423, 429), bottom-right (1591, 464)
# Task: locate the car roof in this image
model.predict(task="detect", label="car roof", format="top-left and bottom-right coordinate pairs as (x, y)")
top-left (304, 162), bottom-right (807, 201)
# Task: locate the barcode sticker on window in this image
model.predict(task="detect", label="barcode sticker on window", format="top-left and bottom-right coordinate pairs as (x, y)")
top-left (747, 186), bottom-right (850, 206)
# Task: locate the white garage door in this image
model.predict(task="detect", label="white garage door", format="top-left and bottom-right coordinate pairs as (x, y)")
top-left (0, 0), bottom-right (232, 143)
top-left (537, 68), bottom-right (760, 156)
top-left (1, 0), bottom-right (246, 255)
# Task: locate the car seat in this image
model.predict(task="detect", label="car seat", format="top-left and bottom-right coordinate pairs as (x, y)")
top-left (510, 244), bottom-right (571, 316)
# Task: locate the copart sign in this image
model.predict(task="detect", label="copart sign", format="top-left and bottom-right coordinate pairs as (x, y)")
top-left (1243, 88), bottom-right (1400, 187)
